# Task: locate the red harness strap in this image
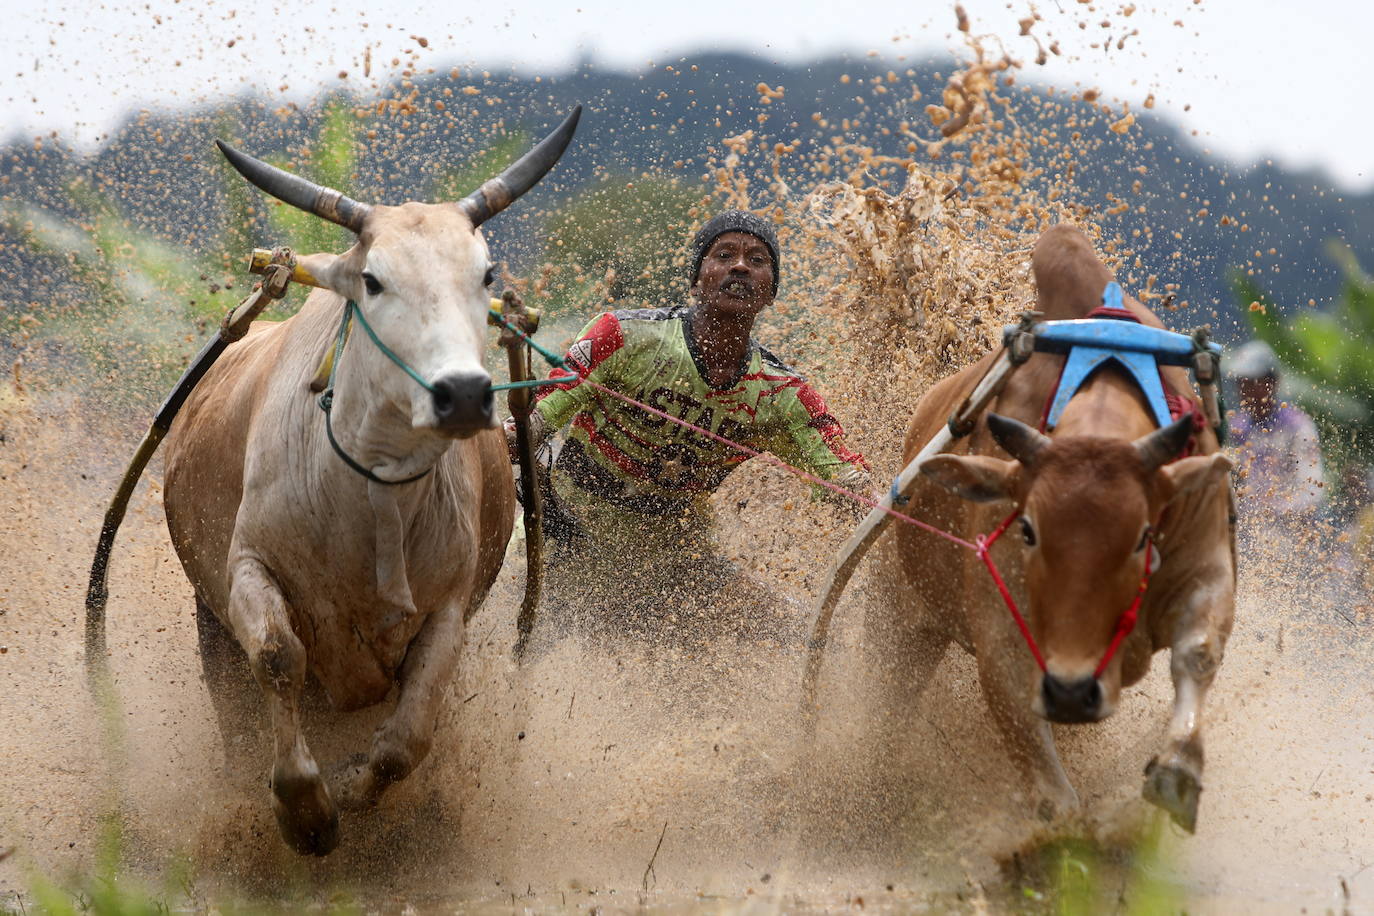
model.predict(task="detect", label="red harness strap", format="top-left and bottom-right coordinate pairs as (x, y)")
top-left (976, 512), bottom-right (1047, 672)
top-left (978, 507), bottom-right (1155, 677)
top-left (1092, 558), bottom-right (1152, 678)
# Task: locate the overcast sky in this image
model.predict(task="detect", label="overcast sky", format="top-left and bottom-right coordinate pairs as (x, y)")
top-left (3, 0), bottom-right (1368, 190)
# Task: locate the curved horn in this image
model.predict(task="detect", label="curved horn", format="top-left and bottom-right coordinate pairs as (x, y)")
top-left (987, 413), bottom-right (1051, 467)
top-left (1134, 414), bottom-right (1195, 472)
top-left (459, 105), bottom-right (582, 227)
top-left (215, 139), bottom-right (372, 233)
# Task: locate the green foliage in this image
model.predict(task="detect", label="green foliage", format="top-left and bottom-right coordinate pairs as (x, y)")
top-left (0, 176), bottom-right (241, 400)
top-left (261, 97), bottom-right (356, 262)
top-left (0, 97), bottom-right (364, 402)
top-left (1010, 819), bottom-right (1183, 915)
top-left (1236, 241), bottom-right (1374, 471)
top-left (428, 130), bottom-right (529, 205)
top-left (536, 175), bottom-right (706, 314)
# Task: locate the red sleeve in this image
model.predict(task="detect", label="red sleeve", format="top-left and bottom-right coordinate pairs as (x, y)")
top-left (535, 312), bottom-right (626, 401)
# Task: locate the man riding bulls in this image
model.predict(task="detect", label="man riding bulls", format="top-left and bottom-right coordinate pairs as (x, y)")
top-left (507, 209), bottom-right (870, 639)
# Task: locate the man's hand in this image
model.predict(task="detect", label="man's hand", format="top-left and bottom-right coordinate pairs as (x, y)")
top-left (828, 465), bottom-right (876, 520)
top-left (503, 416), bottom-right (520, 463)
top-left (502, 410), bottom-right (546, 463)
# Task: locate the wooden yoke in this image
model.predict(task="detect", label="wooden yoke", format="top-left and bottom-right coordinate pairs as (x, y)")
top-left (497, 290), bottom-right (545, 661)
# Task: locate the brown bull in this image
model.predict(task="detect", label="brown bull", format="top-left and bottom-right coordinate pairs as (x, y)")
top-left (872, 224), bottom-right (1234, 830)
top-left (163, 109), bottom-right (579, 855)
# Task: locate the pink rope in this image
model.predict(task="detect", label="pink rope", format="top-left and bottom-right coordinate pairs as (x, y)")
top-left (574, 376), bottom-right (1149, 676)
top-left (579, 378), bottom-right (977, 550)
top-left (976, 511), bottom-right (1047, 672)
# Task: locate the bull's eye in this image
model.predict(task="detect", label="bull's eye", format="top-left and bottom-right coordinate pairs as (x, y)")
top-left (483, 267), bottom-right (495, 287)
top-left (1019, 516), bottom-right (1037, 546)
top-left (362, 272), bottom-right (383, 297)
top-left (1136, 526), bottom-right (1151, 552)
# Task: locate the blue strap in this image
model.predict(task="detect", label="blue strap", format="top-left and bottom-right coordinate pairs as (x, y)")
top-left (1044, 346), bottom-right (1174, 430)
top-left (1033, 282), bottom-right (1223, 431)
top-left (1102, 281), bottom-right (1126, 310)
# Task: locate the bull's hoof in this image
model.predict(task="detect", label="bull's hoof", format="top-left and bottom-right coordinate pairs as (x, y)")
top-left (270, 765), bottom-right (340, 856)
top-left (1142, 757), bottom-right (1200, 833)
top-left (330, 752), bottom-right (377, 812)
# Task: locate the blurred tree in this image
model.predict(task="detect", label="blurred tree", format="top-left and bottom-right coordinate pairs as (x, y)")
top-left (533, 175), bottom-right (706, 316)
top-left (260, 98), bottom-right (356, 264)
top-left (0, 158), bottom-right (247, 397)
top-left (1236, 241), bottom-right (1374, 475)
top-left (0, 97), bottom-right (527, 401)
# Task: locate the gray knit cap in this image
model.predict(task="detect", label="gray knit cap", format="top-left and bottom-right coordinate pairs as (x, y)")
top-left (688, 210), bottom-right (780, 294)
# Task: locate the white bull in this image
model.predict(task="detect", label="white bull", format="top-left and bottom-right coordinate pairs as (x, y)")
top-left (162, 108), bottom-right (580, 855)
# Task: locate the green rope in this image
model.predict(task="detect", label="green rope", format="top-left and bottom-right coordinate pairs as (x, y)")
top-left (318, 300), bottom-right (430, 484)
top-left (351, 300), bottom-right (437, 392)
top-left (487, 308), bottom-right (567, 369)
top-left (490, 377), bottom-right (563, 392)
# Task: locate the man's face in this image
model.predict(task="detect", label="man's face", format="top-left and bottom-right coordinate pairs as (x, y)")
top-left (1238, 374), bottom-right (1277, 417)
top-left (692, 231), bottom-right (776, 316)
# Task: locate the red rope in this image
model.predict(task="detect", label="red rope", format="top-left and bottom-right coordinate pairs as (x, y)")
top-left (1093, 546), bottom-right (1152, 678)
top-left (977, 511), bottom-right (1047, 672)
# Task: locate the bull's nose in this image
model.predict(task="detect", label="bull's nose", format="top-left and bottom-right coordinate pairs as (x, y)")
top-left (430, 371), bottom-right (493, 430)
top-left (1041, 673), bottom-right (1104, 723)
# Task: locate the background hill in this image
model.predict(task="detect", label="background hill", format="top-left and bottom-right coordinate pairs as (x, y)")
top-left (2, 51), bottom-right (1367, 377)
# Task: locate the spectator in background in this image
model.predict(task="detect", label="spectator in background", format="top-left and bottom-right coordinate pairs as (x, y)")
top-left (1228, 340), bottom-right (1325, 539)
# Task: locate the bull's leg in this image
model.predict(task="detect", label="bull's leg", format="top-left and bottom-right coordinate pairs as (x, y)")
top-left (334, 598), bottom-right (466, 810)
top-left (196, 596), bottom-right (259, 765)
top-left (973, 638), bottom-right (1079, 820)
top-left (227, 557), bottom-right (338, 856)
top-left (1143, 591), bottom-right (1230, 833)
top-left (864, 622), bottom-right (950, 737)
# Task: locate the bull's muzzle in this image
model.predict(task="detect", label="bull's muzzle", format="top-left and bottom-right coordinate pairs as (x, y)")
top-left (430, 371), bottom-right (495, 431)
top-left (1040, 673), bottom-right (1105, 723)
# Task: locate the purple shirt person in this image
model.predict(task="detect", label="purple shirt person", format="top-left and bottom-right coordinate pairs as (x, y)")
top-left (1228, 341), bottom-right (1324, 524)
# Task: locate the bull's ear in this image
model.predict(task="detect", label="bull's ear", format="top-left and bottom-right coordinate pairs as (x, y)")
top-left (294, 252), bottom-right (346, 294)
top-left (1158, 452), bottom-right (1232, 502)
top-left (920, 454), bottom-right (1018, 503)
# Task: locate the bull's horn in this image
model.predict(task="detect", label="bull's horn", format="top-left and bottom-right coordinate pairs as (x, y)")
top-left (1134, 414), bottom-right (1195, 471)
top-left (458, 105), bottom-right (582, 227)
top-left (215, 140), bottom-right (372, 233)
top-left (987, 413), bottom-right (1050, 466)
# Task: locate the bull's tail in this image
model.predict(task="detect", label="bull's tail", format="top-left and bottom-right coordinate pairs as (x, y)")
top-left (85, 425), bottom-right (168, 692)
top-left (800, 348), bottom-right (1021, 727)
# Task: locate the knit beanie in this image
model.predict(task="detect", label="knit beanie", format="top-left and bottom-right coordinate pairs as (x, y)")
top-left (688, 210), bottom-right (780, 294)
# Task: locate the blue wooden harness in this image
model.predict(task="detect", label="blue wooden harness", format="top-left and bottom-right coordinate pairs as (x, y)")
top-left (1023, 282), bottom-right (1223, 431)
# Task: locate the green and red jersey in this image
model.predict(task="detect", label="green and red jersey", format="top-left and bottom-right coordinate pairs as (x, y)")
top-left (534, 306), bottom-right (868, 512)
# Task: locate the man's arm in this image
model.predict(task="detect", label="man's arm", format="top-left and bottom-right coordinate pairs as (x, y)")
top-left (503, 311), bottom-right (628, 456)
top-left (771, 381), bottom-right (873, 510)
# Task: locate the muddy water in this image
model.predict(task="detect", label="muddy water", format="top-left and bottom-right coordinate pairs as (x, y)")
top-left (1, 382), bottom-right (1371, 913)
